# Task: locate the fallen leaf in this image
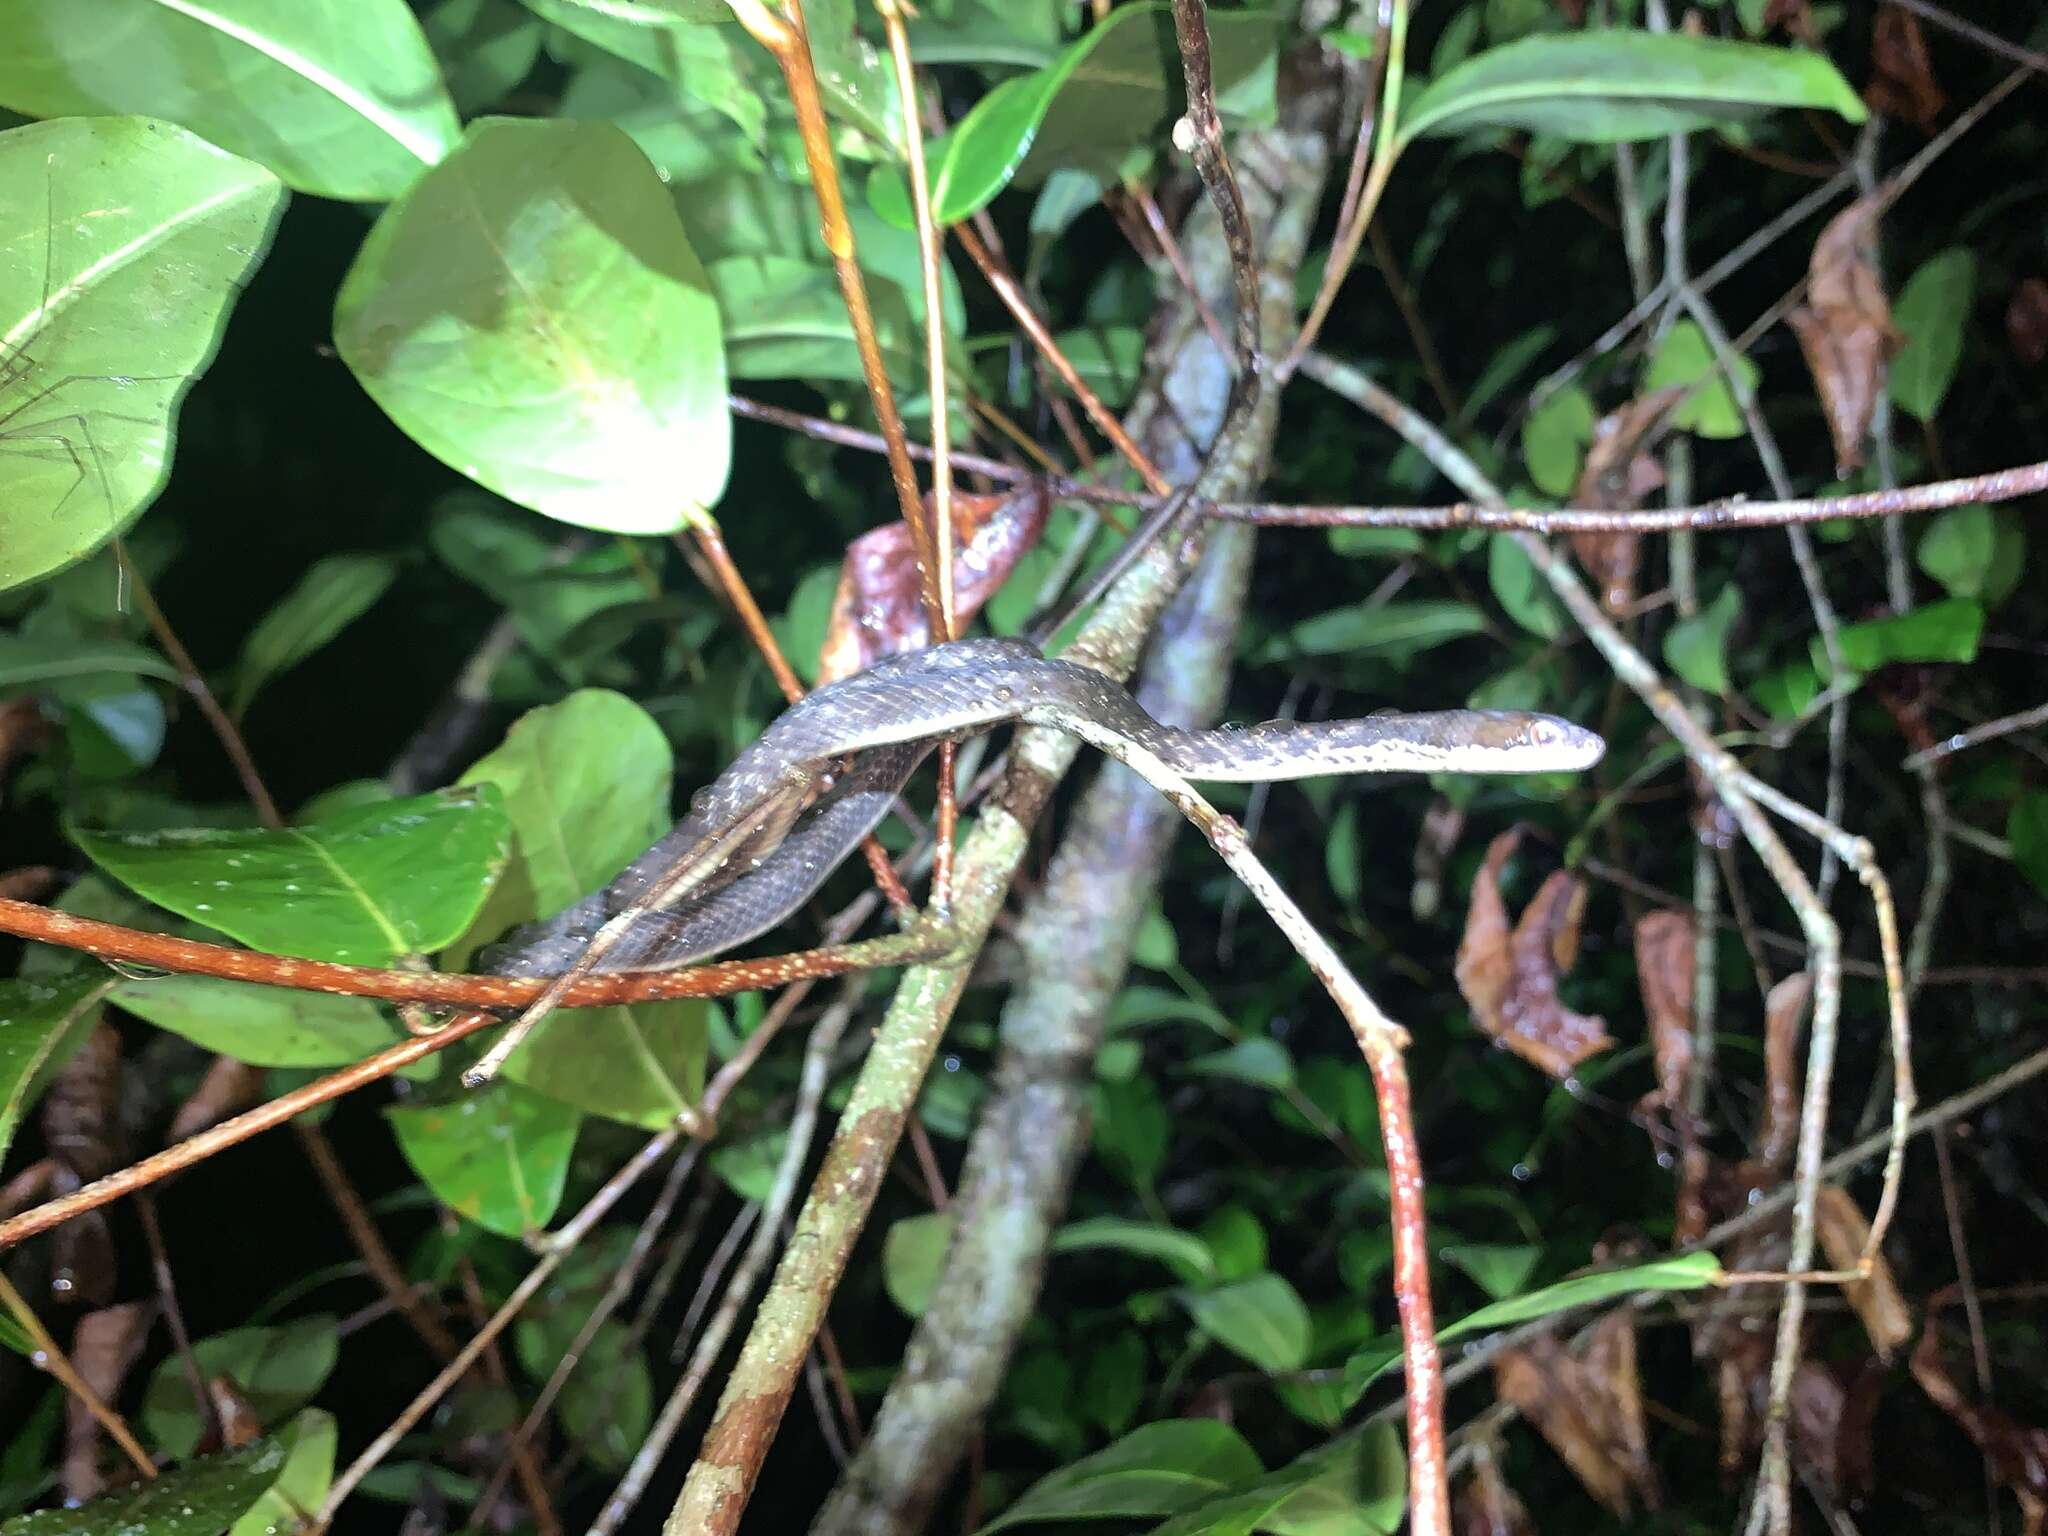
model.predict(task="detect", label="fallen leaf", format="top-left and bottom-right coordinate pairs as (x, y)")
top-left (1788, 198), bottom-right (1901, 476)
top-left (210, 1377), bottom-right (268, 1448)
top-left (1865, 3), bottom-right (1946, 131)
top-left (1757, 972), bottom-right (1811, 1172)
top-left (1493, 1313), bottom-right (1659, 1517)
top-left (1567, 387), bottom-right (1687, 613)
top-left (1813, 1184), bottom-right (1913, 1360)
top-left (1633, 909), bottom-right (1696, 1121)
top-left (1456, 829), bottom-right (1614, 1078)
top-left (62, 1301), bottom-right (158, 1502)
top-left (818, 483), bottom-right (1052, 683)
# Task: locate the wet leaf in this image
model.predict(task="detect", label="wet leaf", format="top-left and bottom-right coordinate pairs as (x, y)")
top-left (1454, 829), bottom-right (1613, 1077)
top-left (1182, 1272), bottom-right (1312, 1373)
top-left (1, 1437), bottom-right (286, 1536)
top-left (818, 484), bottom-right (1052, 683)
top-left (142, 1317), bottom-right (337, 1460)
top-left (387, 1083), bottom-right (580, 1237)
top-left (231, 554), bottom-right (399, 717)
top-left (883, 1211), bottom-right (956, 1319)
top-left (0, 117), bottom-right (287, 591)
top-left (1890, 248), bottom-right (1975, 422)
top-left (112, 976), bottom-right (417, 1071)
top-left (975, 1419), bottom-right (1262, 1534)
top-left (1787, 198), bottom-right (1899, 474)
top-left (335, 118), bottom-right (728, 535)
top-left (497, 997), bottom-right (711, 1131)
top-left (1395, 30), bottom-right (1865, 145)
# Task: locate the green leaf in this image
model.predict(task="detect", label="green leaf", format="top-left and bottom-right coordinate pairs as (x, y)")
top-left (884, 1211), bottom-right (957, 1319)
top-left (1814, 596), bottom-right (1983, 680)
top-left (1344, 1251), bottom-right (1721, 1400)
top-left (1441, 1243), bottom-right (1542, 1300)
top-left (1397, 30), bottom-right (1865, 144)
top-left (1644, 319), bottom-right (1756, 439)
top-left (1325, 800), bottom-right (1362, 904)
top-left (232, 553), bottom-right (399, 716)
top-left (1185, 1038), bottom-right (1295, 1091)
top-left (498, 998), bottom-right (712, 1129)
top-left (73, 786), bottom-right (513, 966)
top-left (1093, 1074), bottom-right (1170, 1191)
top-left (1145, 1422), bottom-right (1406, 1536)
top-left (976, 1420), bottom-right (1263, 1534)
top-left (0, 635), bottom-right (181, 688)
top-left (424, 0), bottom-right (544, 115)
top-left (2010, 791), bottom-right (2048, 900)
top-left (334, 117), bottom-right (729, 535)
top-left (1890, 248), bottom-right (1975, 423)
top-left (0, 117), bottom-right (286, 592)
top-left (1048, 326), bottom-right (1146, 409)
top-left (1199, 1206), bottom-right (1267, 1283)
top-left (110, 975), bottom-right (430, 1076)
top-left (513, 1314), bottom-right (651, 1471)
top-left (1052, 1218), bottom-right (1217, 1281)
top-left (1663, 582), bottom-right (1742, 695)
top-left (0, 1), bottom-right (457, 200)
top-left (1267, 601), bottom-right (1488, 663)
top-left (1182, 1273), bottom-right (1312, 1373)
top-left (1081, 1331), bottom-right (1149, 1437)
top-left (1753, 658), bottom-right (1820, 721)
top-left (1915, 504), bottom-right (1998, 600)
top-left (0, 1438), bottom-right (286, 1536)
top-left (229, 1410), bottom-right (336, 1536)
top-left (1487, 534), bottom-right (1565, 641)
top-left (388, 1083), bottom-right (580, 1237)
top-left (1521, 384), bottom-right (1594, 496)
top-left (888, 4), bottom-right (1278, 228)
top-left (143, 1317), bottom-right (338, 1459)
top-left (0, 976), bottom-right (109, 1168)
top-left (710, 253), bottom-right (920, 386)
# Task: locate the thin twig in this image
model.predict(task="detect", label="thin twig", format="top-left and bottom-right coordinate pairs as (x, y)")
top-left (0, 1268), bottom-right (154, 1481)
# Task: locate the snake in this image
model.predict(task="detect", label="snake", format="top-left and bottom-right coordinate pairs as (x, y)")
top-left (480, 637), bottom-right (1606, 981)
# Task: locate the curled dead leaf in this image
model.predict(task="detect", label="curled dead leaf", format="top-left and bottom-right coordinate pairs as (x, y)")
top-left (1912, 1291), bottom-right (2048, 1531)
top-left (1812, 1185), bottom-right (1913, 1360)
top-left (1758, 972), bottom-right (1812, 1172)
top-left (1866, 4), bottom-right (1946, 132)
top-left (61, 1301), bottom-right (157, 1503)
top-left (1633, 909), bottom-right (1696, 1119)
top-left (1456, 1454), bottom-right (1535, 1536)
top-left (818, 483), bottom-right (1052, 684)
top-left (1567, 387), bottom-right (1686, 613)
top-left (1456, 829), bottom-right (1613, 1078)
top-left (1493, 1313), bottom-right (1659, 1517)
top-left (1789, 198), bottom-right (1901, 476)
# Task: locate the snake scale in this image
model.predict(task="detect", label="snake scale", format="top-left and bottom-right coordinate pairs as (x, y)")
top-left (481, 637), bottom-right (1606, 981)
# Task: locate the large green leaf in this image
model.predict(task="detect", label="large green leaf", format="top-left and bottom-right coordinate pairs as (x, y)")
top-left (231, 553), bottom-right (399, 717)
top-left (1181, 1273), bottom-right (1312, 1374)
top-left (72, 786), bottom-right (513, 966)
top-left (0, 1438), bottom-right (285, 1535)
top-left (334, 117), bottom-right (729, 535)
top-left (1396, 30), bottom-right (1865, 144)
top-left (1812, 596), bottom-right (1983, 679)
top-left (109, 974), bottom-right (428, 1073)
top-left (877, 4), bottom-right (1277, 228)
top-left (1890, 248), bottom-right (1976, 423)
top-left (229, 1410), bottom-right (335, 1536)
top-left (0, 0), bottom-right (457, 200)
top-left (1051, 1218), bottom-right (1217, 1281)
top-left (977, 1420), bottom-right (1263, 1534)
top-left (496, 997), bottom-right (712, 1129)
top-left (0, 634), bottom-right (181, 688)
top-left (143, 1316), bottom-right (338, 1459)
top-left (1663, 582), bottom-right (1743, 696)
top-left (710, 253), bottom-right (921, 386)
top-left (1264, 600), bottom-right (1487, 663)
top-left (0, 117), bottom-right (285, 592)
top-left (1144, 1424), bottom-right (1405, 1536)
top-left (883, 1210), bottom-right (957, 1319)
top-left (0, 975), bottom-right (110, 1168)
top-left (388, 1083), bottom-right (580, 1237)
top-left (513, 1313), bottom-right (652, 1470)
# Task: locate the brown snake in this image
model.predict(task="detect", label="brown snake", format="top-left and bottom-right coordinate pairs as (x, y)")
top-left (481, 637), bottom-right (1606, 983)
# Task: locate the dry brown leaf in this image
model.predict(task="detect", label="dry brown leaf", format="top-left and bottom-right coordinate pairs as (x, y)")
top-left (2007, 277), bottom-right (2048, 368)
top-left (43, 1022), bottom-right (125, 1306)
top-left (1493, 1314), bottom-right (1659, 1517)
top-left (1912, 1293), bottom-right (2048, 1533)
top-left (1456, 830), bottom-right (1614, 1078)
top-left (1566, 387), bottom-right (1686, 613)
top-left (1762, 0), bottom-right (1818, 42)
top-left (1456, 1455), bottom-right (1536, 1536)
top-left (1869, 660), bottom-right (1943, 759)
top-left (1410, 795), bottom-right (1467, 921)
top-left (1812, 1185), bottom-right (1913, 1359)
top-left (167, 1056), bottom-right (268, 1144)
top-left (1632, 909), bottom-right (1696, 1119)
top-left (0, 1157), bottom-right (55, 1221)
top-left (1715, 1332), bottom-right (1770, 1482)
top-left (61, 1301), bottom-right (157, 1503)
top-left (1865, 4), bottom-right (1946, 131)
top-left (0, 866), bottom-right (57, 902)
top-left (1788, 198), bottom-right (1901, 476)
top-left (1757, 972), bottom-right (1811, 1172)
top-left (817, 483), bottom-right (1052, 684)
top-left (209, 1377), bottom-right (268, 1448)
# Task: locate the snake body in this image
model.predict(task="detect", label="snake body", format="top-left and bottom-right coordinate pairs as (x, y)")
top-left (483, 638), bottom-right (1605, 979)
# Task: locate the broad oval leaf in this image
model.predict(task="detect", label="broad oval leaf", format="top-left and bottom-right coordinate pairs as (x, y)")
top-left (496, 997), bottom-right (712, 1128)
top-left (1397, 30), bottom-right (1866, 145)
top-left (72, 785), bottom-right (513, 966)
top-left (1181, 1272), bottom-right (1312, 1374)
top-left (0, 0), bottom-right (457, 200)
top-left (513, 1314), bottom-right (652, 1471)
top-left (1662, 582), bottom-right (1743, 696)
top-left (1890, 247), bottom-right (1976, 423)
top-left (232, 553), bottom-right (399, 716)
top-left (388, 1083), bottom-right (580, 1237)
top-left (110, 974), bottom-right (427, 1073)
top-left (976, 1419), bottom-right (1263, 1534)
top-left (884, 1210), bottom-right (957, 1318)
top-left (1265, 600), bottom-right (1487, 662)
top-left (335, 117), bottom-right (729, 535)
top-left (0, 117), bottom-right (285, 592)
top-left (1814, 595), bottom-right (1983, 679)
top-left (0, 975), bottom-right (110, 1168)
top-left (0, 634), bottom-right (182, 688)
top-left (1052, 1217), bottom-right (1216, 1281)
top-left (0, 1437), bottom-right (286, 1536)
top-left (1145, 1423), bottom-right (1405, 1536)
top-left (142, 1316), bottom-right (338, 1459)
top-left (880, 3), bottom-right (1278, 228)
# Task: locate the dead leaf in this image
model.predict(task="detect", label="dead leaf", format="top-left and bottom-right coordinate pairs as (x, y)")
top-left (1788, 198), bottom-right (1901, 476)
top-left (1865, 4), bottom-right (1946, 131)
top-left (1410, 795), bottom-right (1467, 921)
top-left (1912, 1292), bottom-right (2048, 1533)
top-left (1761, 0), bottom-right (1818, 42)
top-left (2007, 277), bottom-right (2048, 367)
top-left (1715, 1331), bottom-right (1772, 1483)
top-left (817, 483), bottom-right (1052, 684)
top-left (1456, 1455), bottom-right (1536, 1536)
top-left (1456, 829), bottom-right (1614, 1078)
top-left (1757, 972), bottom-right (1811, 1172)
top-left (61, 1301), bottom-right (157, 1503)
top-left (1493, 1313), bottom-right (1659, 1517)
top-left (0, 866), bottom-right (57, 902)
top-left (0, 694), bottom-right (50, 778)
top-left (1870, 661), bottom-right (1942, 758)
top-left (209, 1377), bottom-right (267, 1448)
top-left (167, 1056), bottom-right (267, 1144)
top-left (1567, 387), bottom-right (1687, 613)
top-left (1633, 909), bottom-right (1696, 1119)
top-left (0, 1157), bottom-right (55, 1221)
top-left (43, 1023), bottom-right (125, 1306)
top-left (1813, 1185), bottom-right (1913, 1360)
